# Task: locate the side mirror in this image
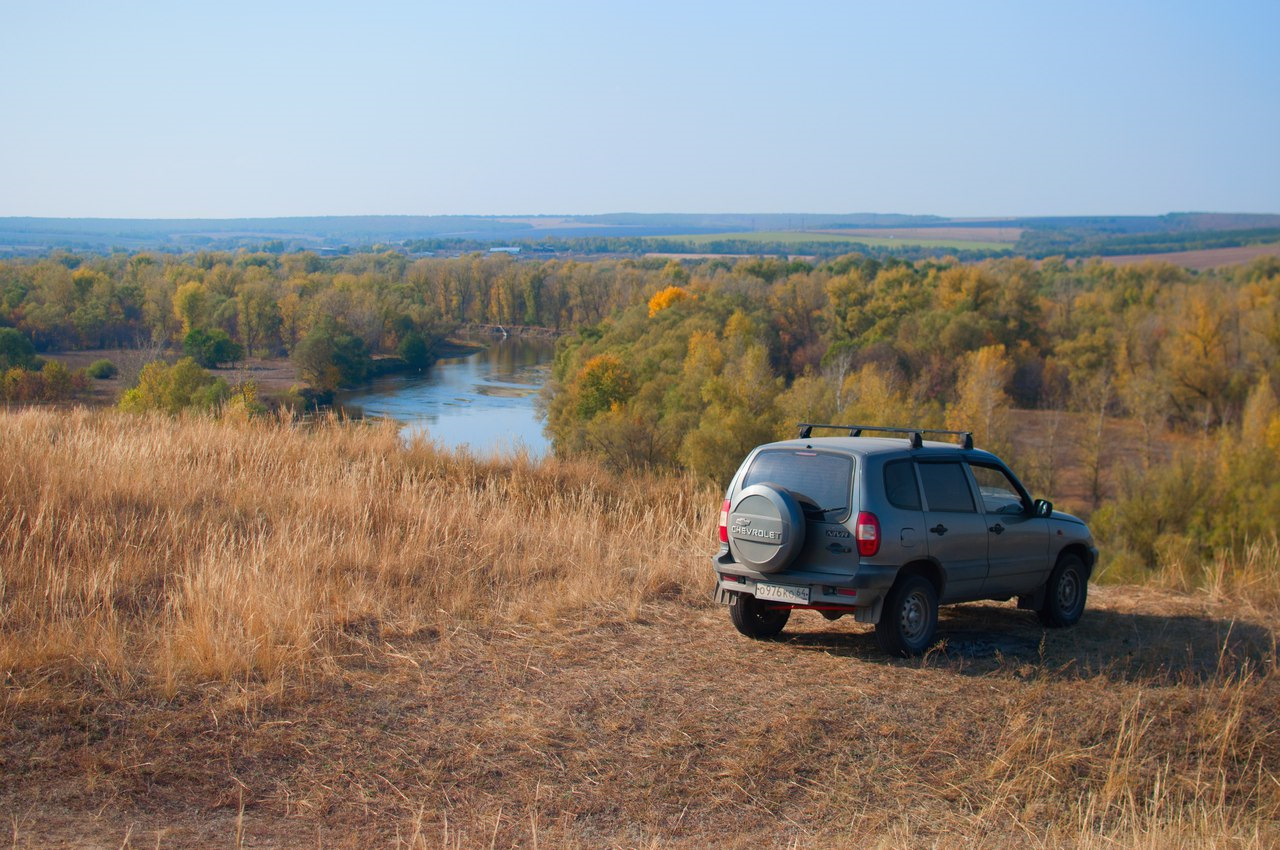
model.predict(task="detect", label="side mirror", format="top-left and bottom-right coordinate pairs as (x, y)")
top-left (1034, 499), bottom-right (1054, 518)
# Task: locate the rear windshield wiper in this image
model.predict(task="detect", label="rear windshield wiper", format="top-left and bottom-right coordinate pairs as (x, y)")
top-left (802, 504), bottom-right (845, 517)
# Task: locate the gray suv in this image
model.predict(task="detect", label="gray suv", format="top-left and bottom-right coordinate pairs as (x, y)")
top-left (712, 424), bottom-right (1098, 655)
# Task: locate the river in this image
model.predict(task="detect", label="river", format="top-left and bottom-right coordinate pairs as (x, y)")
top-left (337, 337), bottom-right (557, 455)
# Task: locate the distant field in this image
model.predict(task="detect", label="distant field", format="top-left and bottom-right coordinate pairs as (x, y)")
top-left (1098, 242), bottom-right (1280, 270)
top-left (815, 226), bottom-right (1024, 243)
top-left (650, 231), bottom-right (1012, 251)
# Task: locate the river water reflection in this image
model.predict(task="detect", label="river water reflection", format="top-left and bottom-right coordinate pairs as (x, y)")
top-left (338, 337), bottom-right (556, 455)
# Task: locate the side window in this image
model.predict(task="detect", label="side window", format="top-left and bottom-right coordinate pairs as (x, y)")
top-left (969, 464), bottom-right (1030, 515)
top-left (883, 460), bottom-right (922, 510)
top-left (917, 462), bottom-right (976, 513)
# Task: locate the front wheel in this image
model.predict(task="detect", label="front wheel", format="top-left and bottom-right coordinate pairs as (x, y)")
top-left (728, 592), bottom-right (790, 639)
top-left (1038, 554), bottom-right (1087, 627)
top-left (875, 574), bottom-right (938, 657)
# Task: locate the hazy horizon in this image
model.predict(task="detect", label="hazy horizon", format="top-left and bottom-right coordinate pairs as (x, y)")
top-left (2, 1), bottom-right (1277, 219)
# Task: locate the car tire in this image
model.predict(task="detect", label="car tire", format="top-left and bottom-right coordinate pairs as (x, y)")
top-left (728, 592), bottom-right (790, 639)
top-left (875, 574), bottom-right (938, 657)
top-left (1037, 553), bottom-right (1087, 627)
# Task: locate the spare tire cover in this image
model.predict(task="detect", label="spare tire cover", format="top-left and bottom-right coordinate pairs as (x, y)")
top-left (727, 482), bottom-right (806, 573)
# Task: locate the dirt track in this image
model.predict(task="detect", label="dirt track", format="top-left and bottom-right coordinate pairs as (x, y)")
top-left (5, 586), bottom-right (1277, 848)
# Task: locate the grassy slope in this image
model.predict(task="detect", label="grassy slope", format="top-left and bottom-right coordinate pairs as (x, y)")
top-left (2, 409), bottom-right (1278, 848)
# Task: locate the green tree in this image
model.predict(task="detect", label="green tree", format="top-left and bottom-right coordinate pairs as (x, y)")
top-left (574, 353), bottom-right (635, 419)
top-left (119, 358), bottom-right (229, 414)
top-left (679, 344), bottom-right (782, 482)
top-left (184, 327), bottom-right (244, 368)
top-left (0, 328), bottom-right (37, 371)
top-left (397, 332), bottom-right (434, 371)
top-left (292, 320), bottom-right (371, 391)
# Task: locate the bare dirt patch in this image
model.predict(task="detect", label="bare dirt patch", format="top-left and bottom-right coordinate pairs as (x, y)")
top-left (1097, 243), bottom-right (1280, 270)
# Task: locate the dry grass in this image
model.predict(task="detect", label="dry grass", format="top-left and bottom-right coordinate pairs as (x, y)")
top-left (0, 407), bottom-right (712, 693)
top-left (2, 408), bottom-right (1278, 848)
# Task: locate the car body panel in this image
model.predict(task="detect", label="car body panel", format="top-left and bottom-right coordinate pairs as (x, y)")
top-left (712, 432), bottom-right (1097, 629)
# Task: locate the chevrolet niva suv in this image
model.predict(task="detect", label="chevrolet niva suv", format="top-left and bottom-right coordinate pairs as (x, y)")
top-left (712, 424), bottom-right (1098, 656)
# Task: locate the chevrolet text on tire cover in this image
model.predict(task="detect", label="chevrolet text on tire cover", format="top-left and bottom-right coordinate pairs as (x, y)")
top-left (712, 423), bottom-right (1099, 656)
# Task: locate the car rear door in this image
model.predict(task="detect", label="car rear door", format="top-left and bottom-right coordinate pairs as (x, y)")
top-left (739, 448), bottom-right (856, 575)
top-left (916, 460), bottom-right (988, 602)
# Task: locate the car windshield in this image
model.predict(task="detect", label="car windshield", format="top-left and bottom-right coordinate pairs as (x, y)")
top-left (742, 450), bottom-right (853, 518)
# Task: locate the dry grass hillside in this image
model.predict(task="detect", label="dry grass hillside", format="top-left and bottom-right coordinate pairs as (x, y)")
top-left (2, 408), bottom-right (1278, 848)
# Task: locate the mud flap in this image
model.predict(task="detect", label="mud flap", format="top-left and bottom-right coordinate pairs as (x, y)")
top-left (853, 597), bottom-right (884, 625)
top-left (712, 585), bottom-right (735, 605)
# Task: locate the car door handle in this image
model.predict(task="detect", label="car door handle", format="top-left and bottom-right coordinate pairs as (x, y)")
top-left (930, 524), bottom-right (948, 536)
top-left (989, 523), bottom-right (1005, 535)
top-left (826, 542), bottom-right (852, 554)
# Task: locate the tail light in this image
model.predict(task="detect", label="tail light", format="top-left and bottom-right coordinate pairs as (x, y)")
top-left (718, 498), bottom-right (731, 543)
top-left (855, 511), bottom-right (880, 557)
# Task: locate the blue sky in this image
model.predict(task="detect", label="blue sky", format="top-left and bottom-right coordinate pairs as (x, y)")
top-left (1, 1), bottom-right (1276, 218)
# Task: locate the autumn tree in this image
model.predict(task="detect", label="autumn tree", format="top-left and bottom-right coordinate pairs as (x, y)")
top-left (172, 281), bottom-right (209, 336)
top-left (946, 344), bottom-right (1014, 457)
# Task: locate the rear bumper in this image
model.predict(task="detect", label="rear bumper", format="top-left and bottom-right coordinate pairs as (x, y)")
top-left (711, 551), bottom-right (898, 610)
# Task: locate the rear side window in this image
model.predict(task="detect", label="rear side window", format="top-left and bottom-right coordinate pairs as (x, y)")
top-left (742, 450), bottom-right (854, 518)
top-left (884, 460), bottom-right (922, 510)
top-left (918, 462), bottom-right (976, 513)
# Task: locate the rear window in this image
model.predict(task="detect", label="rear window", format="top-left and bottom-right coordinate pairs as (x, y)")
top-left (742, 450), bottom-right (854, 518)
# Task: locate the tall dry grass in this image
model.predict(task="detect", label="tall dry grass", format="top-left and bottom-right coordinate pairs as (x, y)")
top-left (0, 407), bottom-right (716, 692)
top-left (3, 407), bottom-right (1278, 848)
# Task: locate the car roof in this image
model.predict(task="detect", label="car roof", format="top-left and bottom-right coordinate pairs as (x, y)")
top-left (757, 436), bottom-right (1001, 462)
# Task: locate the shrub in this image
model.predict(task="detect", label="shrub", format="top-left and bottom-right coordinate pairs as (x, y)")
top-left (119, 357), bottom-right (230, 415)
top-left (183, 328), bottom-right (245, 368)
top-left (0, 328), bottom-right (37, 372)
top-left (397, 332), bottom-right (434, 371)
top-left (86, 359), bottom-right (118, 379)
top-left (292, 320), bottom-right (370, 391)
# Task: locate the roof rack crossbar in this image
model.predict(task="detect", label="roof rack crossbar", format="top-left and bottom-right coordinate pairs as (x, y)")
top-left (796, 423), bottom-right (974, 450)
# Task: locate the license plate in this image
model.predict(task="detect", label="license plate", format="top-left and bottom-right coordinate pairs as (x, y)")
top-left (755, 582), bottom-right (810, 605)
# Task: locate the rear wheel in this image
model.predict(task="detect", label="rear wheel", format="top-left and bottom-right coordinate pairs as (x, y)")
top-left (875, 574), bottom-right (938, 656)
top-left (1038, 553), bottom-right (1087, 627)
top-left (728, 592), bottom-right (791, 639)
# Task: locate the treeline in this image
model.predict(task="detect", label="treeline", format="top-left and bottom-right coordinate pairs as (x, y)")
top-left (404, 235), bottom-right (1010, 261)
top-left (0, 250), bottom-right (683, 391)
top-left (545, 249), bottom-right (1280, 501)
top-left (1014, 226), bottom-right (1280, 258)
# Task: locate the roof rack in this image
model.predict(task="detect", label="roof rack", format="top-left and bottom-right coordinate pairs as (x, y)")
top-left (796, 422), bottom-right (974, 450)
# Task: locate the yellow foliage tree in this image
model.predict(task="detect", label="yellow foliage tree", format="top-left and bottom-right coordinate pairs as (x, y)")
top-left (946, 344), bottom-right (1013, 455)
top-left (172, 281), bottom-right (208, 336)
top-left (647, 285), bottom-right (693, 317)
top-left (574, 353), bottom-right (635, 419)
